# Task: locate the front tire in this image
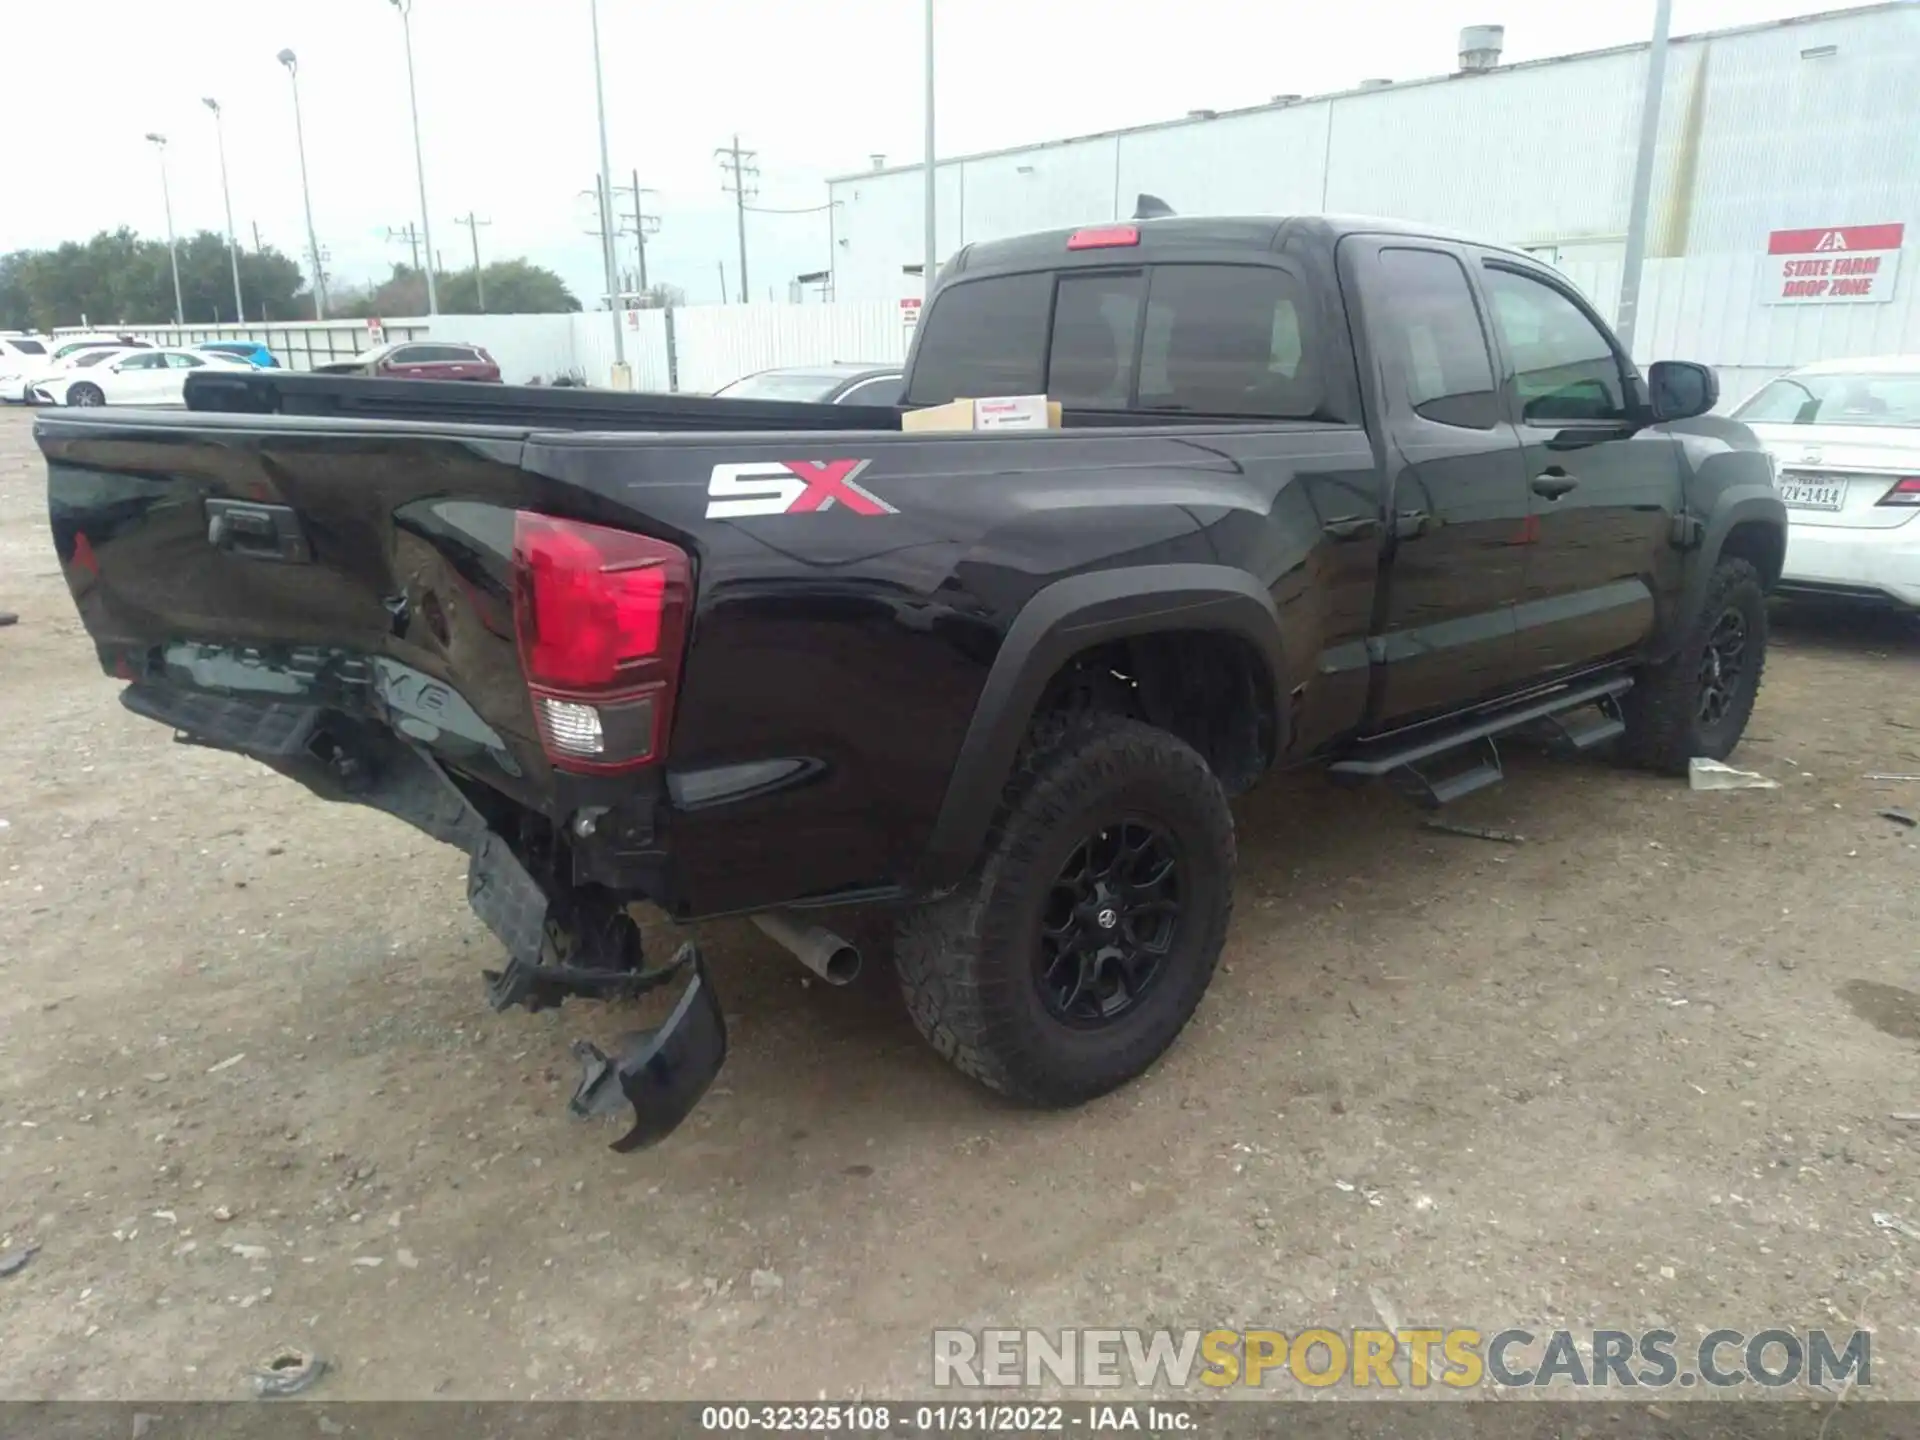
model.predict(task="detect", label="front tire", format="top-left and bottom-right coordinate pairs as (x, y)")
top-left (1622, 556), bottom-right (1768, 774)
top-left (894, 714), bottom-right (1235, 1107)
top-left (67, 383), bottom-right (104, 407)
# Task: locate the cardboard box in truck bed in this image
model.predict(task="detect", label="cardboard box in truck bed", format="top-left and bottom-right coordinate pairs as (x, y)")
top-left (901, 395), bottom-right (1061, 432)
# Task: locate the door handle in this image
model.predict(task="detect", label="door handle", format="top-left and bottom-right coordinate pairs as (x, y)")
top-left (1321, 515), bottom-right (1380, 541)
top-left (1532, 471), bottom-right (1579, 500)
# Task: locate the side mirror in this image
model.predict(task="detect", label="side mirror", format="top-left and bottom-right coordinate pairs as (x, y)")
top-left (1648, 360), bottom-right (1719, 422)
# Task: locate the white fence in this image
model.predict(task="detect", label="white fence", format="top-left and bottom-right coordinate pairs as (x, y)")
top-left (1563, 254), bottom-right (1920, 407)
top-left (454, 304), bottom-right (910, 392)
top-left (61, 253), bottom-right (1920, 406)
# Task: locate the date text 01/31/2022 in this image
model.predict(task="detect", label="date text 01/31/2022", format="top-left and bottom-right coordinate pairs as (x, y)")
top-left (699, 1405), bottom-right (1194, 1432)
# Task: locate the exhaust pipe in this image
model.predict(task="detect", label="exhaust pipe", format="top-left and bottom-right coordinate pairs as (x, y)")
top-left (752, 913), bottom-right (861, 986)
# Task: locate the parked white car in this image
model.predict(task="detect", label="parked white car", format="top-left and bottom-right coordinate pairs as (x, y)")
top-left (8, 335), bottom-right (158, 402)
top-left (0, 334), bottom-right (54, 403)
top-left (31, 347), bottom-right (250, 407)
top-left (1732, 355), bottom-right (1920, 611)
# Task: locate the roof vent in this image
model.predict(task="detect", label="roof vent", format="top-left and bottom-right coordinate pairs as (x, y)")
top-left (1458, 23), bottom-right (1504, 72)
top-left (1187, 108), bottom-right (1218, 120)
top-left (1358, 78), bottom-right (1393, 90)
top-left (870, 153), bottom-right (887, 170)
top-left (1271, 93), bottom-right (1303, 105)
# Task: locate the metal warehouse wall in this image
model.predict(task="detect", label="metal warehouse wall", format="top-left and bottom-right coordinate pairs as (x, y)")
top-left (828, 3), bottom-right (1920, 301)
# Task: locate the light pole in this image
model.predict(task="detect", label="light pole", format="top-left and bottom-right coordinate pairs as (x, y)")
top-left (589, 0), bottom-right (625, 368)
top-left (277, 49), bottom-right (329, 319)
top-left (1617, 0), bottom-right (1673, 356)
top-left (202, 98), bottom-right (246, 323)
top-left (923, 0), bottom-right (937, 299)
top-left (144, 133), bottom-right (186, 326)
top-left (388, 0), bottom-right (439, 314)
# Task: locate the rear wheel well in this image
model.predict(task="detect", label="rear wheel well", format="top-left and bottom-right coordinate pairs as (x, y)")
top-left (1030, 630), bottom-right (1277, 794)
top-left (1721, 520), bottom-right (1785, 591)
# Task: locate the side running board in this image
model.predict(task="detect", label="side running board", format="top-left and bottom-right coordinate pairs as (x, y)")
top-left (1330, 675), bottom-right (1633, 809)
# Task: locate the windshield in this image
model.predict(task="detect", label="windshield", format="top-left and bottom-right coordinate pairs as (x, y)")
top-left (714, 370), bottom-right (849, 402)
top-left (1734, 371), bottom-right (1920, 428)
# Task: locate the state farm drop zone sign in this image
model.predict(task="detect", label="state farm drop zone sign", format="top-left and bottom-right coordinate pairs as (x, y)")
top-left (1766, 223), bottom-right (1904, 304)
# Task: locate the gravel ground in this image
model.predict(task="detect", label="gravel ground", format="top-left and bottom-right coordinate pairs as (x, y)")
top-left (2, 405), bottom-right (1919, 1404)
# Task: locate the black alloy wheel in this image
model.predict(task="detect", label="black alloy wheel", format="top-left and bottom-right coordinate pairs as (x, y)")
top-left (1696, 607), bottom-right (1748, 727)
top-left (1038, 819), bottom-right (1183, 1027)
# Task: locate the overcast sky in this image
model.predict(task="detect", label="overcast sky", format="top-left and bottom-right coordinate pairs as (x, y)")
top-left (0, 0), bottom-right (1895, 307)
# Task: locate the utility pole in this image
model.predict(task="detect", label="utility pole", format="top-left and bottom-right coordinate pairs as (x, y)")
top-left (386, 223), bottom-right (422, 273)
top-left (1617, 0), bottom-right (1673, 356)
top-left (627, 169), bottom-right (660, 293)
top-left (923, 0), bottom-right (937, 298)
top-left (587, 0), bottom-right (625, 369)
top-left (388, 0), bottom-right (438, 314)
top-left (252, 221), bottom-right (263, 253)
top-left (717, 259), bottom-right (727, 305)
top-left (599, 179), bottom-right (662, 300)
top-left (277, 48), bottom-right (328, 318)
top-left (716, 135), bottom-right (758, 304)
top-left (203, 98), bottom-right (246, 323)
top-left (144, 133), bottom-right (185, 326)
top-left (455, 212), bottom-right (491, 310)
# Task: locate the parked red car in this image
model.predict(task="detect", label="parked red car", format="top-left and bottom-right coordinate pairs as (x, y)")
top-left (315, 341), bottom-right (501, 383)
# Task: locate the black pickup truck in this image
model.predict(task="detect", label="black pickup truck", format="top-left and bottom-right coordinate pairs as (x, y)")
top-left (37, 214), bottom-right (1785, 1151)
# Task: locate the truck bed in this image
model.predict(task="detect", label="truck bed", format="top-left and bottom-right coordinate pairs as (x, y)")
top-left (182, 368), bottom-right (907, 433)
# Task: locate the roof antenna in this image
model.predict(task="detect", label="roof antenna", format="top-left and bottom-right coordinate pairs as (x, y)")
top-left (1133, 193), bottom-right (1176, 220)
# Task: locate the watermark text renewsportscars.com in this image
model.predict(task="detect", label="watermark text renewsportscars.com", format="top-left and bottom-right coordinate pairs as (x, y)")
top-left (931, 1327), bottom-right (1871, 1391)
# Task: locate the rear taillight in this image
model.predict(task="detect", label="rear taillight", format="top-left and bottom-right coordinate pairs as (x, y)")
top-left (1876, 476), bottom-right (1920, 506)
top-left (511, 512), bottom-right (691, 774)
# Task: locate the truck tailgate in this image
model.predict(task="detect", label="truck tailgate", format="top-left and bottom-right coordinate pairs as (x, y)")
top-left (40, 411), bottom-right (573, 801)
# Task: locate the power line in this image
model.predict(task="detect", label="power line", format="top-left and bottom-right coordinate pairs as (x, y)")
top-left (716, 135), bottom-right (759, 304)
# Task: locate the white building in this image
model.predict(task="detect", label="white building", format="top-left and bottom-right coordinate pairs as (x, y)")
top-left (828, 2), bottom-right (1920, 396)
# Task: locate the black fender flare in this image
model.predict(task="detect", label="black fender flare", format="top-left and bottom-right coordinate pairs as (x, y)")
top-left (912, 564), bottom-right (1290, 894)
top-left (1676, 484), bottom-right (1788, 639)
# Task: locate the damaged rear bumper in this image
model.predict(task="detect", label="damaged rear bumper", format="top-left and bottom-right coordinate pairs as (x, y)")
top-left (568, 945), bottom-right (728, 1152)
top-left (120, 680), bottom-right (728, 1152)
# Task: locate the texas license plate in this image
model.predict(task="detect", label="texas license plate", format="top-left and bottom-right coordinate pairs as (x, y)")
top-left (1776, 474), bottom-right (1845, 511)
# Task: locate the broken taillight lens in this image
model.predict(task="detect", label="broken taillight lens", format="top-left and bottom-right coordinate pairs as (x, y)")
top-left (511, 512), bottom-right (691, 773)
top-left (1876, 476), bottom-right (1920, 506)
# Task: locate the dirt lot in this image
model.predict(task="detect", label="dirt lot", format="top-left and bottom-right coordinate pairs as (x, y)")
top-left (2, 404), bottom-right (1919, 1403)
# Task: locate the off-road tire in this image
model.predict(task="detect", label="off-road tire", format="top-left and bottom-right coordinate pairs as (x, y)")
top-left (893, 714), bottom-right (1235, 1107)
top-left (1621, 556), bottom-right (1768, 775)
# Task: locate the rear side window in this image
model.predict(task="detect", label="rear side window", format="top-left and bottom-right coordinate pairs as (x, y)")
top-left (1047, 272), bottom-right (1144, 409)
top-left (1371, 248), bottom-right (1499, 430)
top-left (1136, 266), bottom-right (1322, 419)
top-left (904, 272), bottom-right (1051, 405)
top-left (6, 338), bottom-right (46, 355)
top-left (165, 353), bottom-right (205, 369)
